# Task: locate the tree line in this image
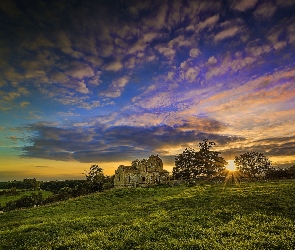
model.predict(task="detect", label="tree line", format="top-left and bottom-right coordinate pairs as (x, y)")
top-left (0, 165), bottom-right (114, 212)
top-left (172, 139), bottom-right (295, 181)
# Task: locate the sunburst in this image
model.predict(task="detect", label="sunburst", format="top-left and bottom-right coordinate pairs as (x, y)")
top-left (223, 160), bottom-right (242, 186)
top-left (226, 160), bottom-right (236, 171)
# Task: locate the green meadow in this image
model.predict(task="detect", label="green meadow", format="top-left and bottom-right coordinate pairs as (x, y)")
top-left (0, 190), bottom-right (52, 208)
top-left (1, 180), bottom-right (295, 249)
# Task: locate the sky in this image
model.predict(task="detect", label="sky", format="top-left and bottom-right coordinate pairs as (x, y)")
top-left (1, 0), bottom-right (295, 181)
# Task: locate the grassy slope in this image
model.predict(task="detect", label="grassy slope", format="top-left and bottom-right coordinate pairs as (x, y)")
top-left (0, 190), bottom-right (52, 207)
top-left (0, 180), bottom-right (295, 250)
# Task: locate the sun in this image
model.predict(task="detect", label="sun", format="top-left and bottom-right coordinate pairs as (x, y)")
top-left (226, 160), bottom-right (236, 171)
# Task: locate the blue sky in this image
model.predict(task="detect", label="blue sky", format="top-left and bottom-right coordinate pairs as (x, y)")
top-left (1, 0), bottom-right (295, 181)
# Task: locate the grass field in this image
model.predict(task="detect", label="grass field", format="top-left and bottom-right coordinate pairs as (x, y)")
top-left (0, 180), bottom-right (295, 249)
top-left (0, 190), bottom-right (52, 207)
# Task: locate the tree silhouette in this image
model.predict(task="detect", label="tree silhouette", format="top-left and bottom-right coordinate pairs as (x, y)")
top-left (173, 147), bottom-right (198, 180)
top-left (84, 165), bottom-right (105, 192)
top-left (198, 139), bottom-right (227, 177)
top-left (173, 139), bottom-right (227, 180)
top-left (235, 151), bottom-right (272, 178)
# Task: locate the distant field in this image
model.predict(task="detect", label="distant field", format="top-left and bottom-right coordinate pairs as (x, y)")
top-left (0, 190), bottom-right (52, 207)
top-left (1, 180), bottom-right (295, 249)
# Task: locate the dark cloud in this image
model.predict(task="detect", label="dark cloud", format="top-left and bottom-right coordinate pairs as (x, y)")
top-left (34, 165), bottom-right (52, 168)
top-left (220, 136), bottom-right (295, 167)
top-left (254, 137), bottom-right (295, 157)
top-left (20, 121), bottom-right (244, 163)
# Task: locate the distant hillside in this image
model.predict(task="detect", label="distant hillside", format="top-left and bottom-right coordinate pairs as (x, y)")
top-left (1, 180), bottom-right (295, 249)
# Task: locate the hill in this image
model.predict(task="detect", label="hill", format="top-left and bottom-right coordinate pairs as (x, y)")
top-left (1, 180), bottom-right (295, 249)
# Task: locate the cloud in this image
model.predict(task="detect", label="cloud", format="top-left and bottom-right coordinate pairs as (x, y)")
top-left (198, 67), bottom-right (295, 143)
top-left (34, 165), bottom-right (52, 168)
top-left (189, 48), bottom-right (201, 58)
top-left (101, 76), bottom-right (130, 98)
top-left (184, 67), bottom-right (200, 82)
top-left (104, 60), bottom-right (123, 71)
top-left (155, 35), bottom-right (192, 60)
top-left (202, 76), bottom-right (295, 116)
top-left (245, 44), bottom-right (272, 57)
top-left (197, 14), bottom-right (219, 31)
top-left (2, 91), bottom-right (20, 101)
top-left (65, 61), bottom-right (94, 79)
top-left (55, 94), bottom-right (104, 110)
top-left (207, 56), bottom-right (217, 64)
top-left (19, 120), bottom-right (243, 163)
top-left (135, 91), bottom-right (173, 109)
top-left (75, 81), bottom-right (89, 94)
top-left (0, 1), bottom-right (22, 18)
top-left (206, 54), bottom-right (256, 80)
top-left (254, 2), bottom-right (277, 19)
top-left (214, 26), bottom-right (240, 42)
top-left (7, 136), bottom-right (18, 141)
top-left (127, 1), bottom-right (151, 17)
top-left (20, 101), bottom-right (30, 108)
top-left (1, 0), bottom-right (295, 173)
top-left (230, 0), bottom-right (259, 11)
top-left (275, 0), bottom-right (295, 7)
top-left (80, 101), bottom-right (101, 110)
top-left (223, 136), bottom-right (295, 163)
top-left (128, 32), bottom-right (160, 55)
top-left (155, 45), bottom-right (176, 59)
top-left (287, 23), bottom-right (295, 45)
top-left (141, 2), bottom-right (168, 31)
top-left (88, 72), bottom-right (102, 86)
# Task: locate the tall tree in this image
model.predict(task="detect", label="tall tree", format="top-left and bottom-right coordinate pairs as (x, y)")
top-left (173, 147), bottom-right (198, 180)
top-left (197, 139), bottom-right (227, 177)
top-left (235, 151), bottom-right (272, 178)
top-left (84, 165), bottom-right (105, 192)
top-left (172, 139), bottom-right (227, 180)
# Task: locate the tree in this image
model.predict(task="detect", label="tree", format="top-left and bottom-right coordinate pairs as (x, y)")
top-left (265, 165), bottom-right (295, 179)
top-left (287, 165), bottom-right (295, 177)
top-left (173, 147), bottom-right (198, 180)
top-left (172, 139), bottom-right (227, 180)
top-left (84, 165), bottom-right (105, 192)
top-left (234, 151), bottom-right (272, 178)
top-left (197, 139), bottom-right (227, 177)
top-left (103, 175), bottom-right (115, 190)
top-left (23, 178), bottom-right (40, 190)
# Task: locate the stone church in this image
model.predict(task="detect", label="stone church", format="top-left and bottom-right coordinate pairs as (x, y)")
top-left (114, 155), bottom-right (169, 188)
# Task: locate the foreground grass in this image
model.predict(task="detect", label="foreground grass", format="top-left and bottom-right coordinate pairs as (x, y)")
top-left (0, 180), bottom-right (295, 249)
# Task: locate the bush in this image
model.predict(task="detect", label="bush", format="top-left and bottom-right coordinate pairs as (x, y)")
top-left (4, 192), bottom-right (43, 211)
